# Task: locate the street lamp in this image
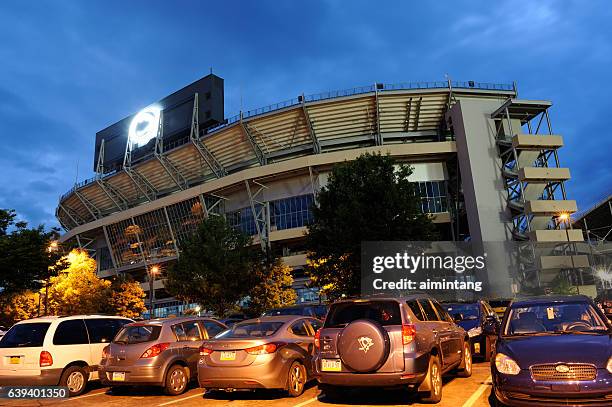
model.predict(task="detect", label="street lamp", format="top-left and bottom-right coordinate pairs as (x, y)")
top-left (148, 265), bottom-right (160, 319)
top-left (43, 241), bottom-right (59, 316)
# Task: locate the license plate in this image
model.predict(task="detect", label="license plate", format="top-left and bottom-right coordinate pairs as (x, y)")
top-left (321, 359), bottom-right (342, 372)
top-left (474, 342), bottom-right (481, 354)
top-left (9, 356), bottom-right (21, 364)
top-left (220, 351), bottom-right (236, 361)
top-left (112, 372), bottom-right (126, 381)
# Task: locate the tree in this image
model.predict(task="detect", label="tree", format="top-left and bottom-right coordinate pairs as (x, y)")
top-left (44, 249), bottom-right (111, 315)
top-left (247, 259), bottom-right (297, 316)
top-left (305, 153), bottom-right (438, 298)
top-left (0, 291), bottom-right (40, 327)
top-left (0, 209), bottom-right (65, 295)
top-left (165, 215), bottom-right (260, 317)
top-left (102, 277), bottom-right (147, 319)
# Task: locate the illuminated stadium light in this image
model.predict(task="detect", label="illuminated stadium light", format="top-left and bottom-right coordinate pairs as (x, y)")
top-left (128, 105), bottom-right (161, 148)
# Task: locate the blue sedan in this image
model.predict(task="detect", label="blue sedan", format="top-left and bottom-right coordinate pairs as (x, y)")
top-left (489, 295), bottom-right (612, 407)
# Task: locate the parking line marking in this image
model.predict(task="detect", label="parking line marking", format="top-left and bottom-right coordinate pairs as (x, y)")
top-left (157, 392), bottom-right (203, 406)
top-left (61, 390), bottom-right (107, 401)
top-left (292, 396), bottom-right (319, 407)
top-left (461, 375), bottom-right (492, 407)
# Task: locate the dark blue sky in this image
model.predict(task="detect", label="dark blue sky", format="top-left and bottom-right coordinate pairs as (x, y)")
top-left (0, 0), bottom-right (610, 229)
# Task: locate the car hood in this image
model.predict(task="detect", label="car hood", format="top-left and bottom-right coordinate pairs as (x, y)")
top-left (498, 334), bottom-right (612, 368)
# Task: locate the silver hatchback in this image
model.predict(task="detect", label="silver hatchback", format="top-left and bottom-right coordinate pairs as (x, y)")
top-left (99, 317), bottom-right (227, 395)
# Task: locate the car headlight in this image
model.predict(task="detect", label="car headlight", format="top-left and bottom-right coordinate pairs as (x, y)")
top-left (467, 326), bottom-right (483, 338)
top-left (607, 357), bottom-right (612, 374)
top-left (495, 353), bottom-right (521, 375)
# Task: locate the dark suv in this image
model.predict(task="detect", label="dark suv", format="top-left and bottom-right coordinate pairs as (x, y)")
top-left (314, 295), bottom-right (472, 404)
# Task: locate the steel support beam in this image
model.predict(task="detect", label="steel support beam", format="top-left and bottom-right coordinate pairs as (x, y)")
top-left (374, 86), bottom-right (383, 145)
top-left (154, 112), bottom-right (189, 190)
top-left (96, 178), bottom-right (129, 211)
top-left (240, 115), bottom-right (267, 166)
top-left (245, 180), bottom-right (270, 251)
top-left (59, 203), bottom-right (85, 227)
top-left (190, 93), bottom-right (227, 178)
top-left (413, 97), bottom-right (422, 131)
top-left (301, 96), bottom-right (321, 154)
top-left (404, 98), bottom-right (413, 132)
top-left (124, 167), bottom-right (158, 201)
top-left (73, 190), bottom-right (100, 220)
top-left (102, 225), bottom-right (118, 271)
top-left (163, 206), bottom-right (180, 257)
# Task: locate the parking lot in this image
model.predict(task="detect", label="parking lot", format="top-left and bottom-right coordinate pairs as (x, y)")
top-left (0, 362), bottom-right (493, 407)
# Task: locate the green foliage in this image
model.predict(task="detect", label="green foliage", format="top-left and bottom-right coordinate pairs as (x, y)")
top-left (165, 215), bottom-right (260, 317)
top-left (102, 276), bottom-right (147, 319)
top-left (305, 153), bottom-right (438, 298)
top-left (0, 209), bottom-right (65, 294)
top-left (1, 250), bottom-right (147, 325)
top-left (0, 291), bottom-right (40, 327)
top-left (44, 250), bottom-right (111, 315)
top-left (247, 259), bottom-right (297, 316)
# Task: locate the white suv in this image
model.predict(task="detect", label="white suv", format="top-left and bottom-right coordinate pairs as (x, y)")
top-left (0, 315), bottom-right (132, 396)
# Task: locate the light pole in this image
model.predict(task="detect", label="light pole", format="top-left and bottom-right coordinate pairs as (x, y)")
top-left (44, 241), bottom-right (59, 316)
top-left (148, 265), bottom-right (159, 319)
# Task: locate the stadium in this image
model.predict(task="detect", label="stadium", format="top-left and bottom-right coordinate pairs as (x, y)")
top-left (56, 74), bottom-right (588, 317)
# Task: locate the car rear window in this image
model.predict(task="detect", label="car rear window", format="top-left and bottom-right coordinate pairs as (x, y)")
top-left (489, 300), bottom-right (510, 308)
top-left (0, 323), bottom-right (50, 348)
top-left (217, 321), bottom-right (284, 338)
top-left (113, 325), bottom-right (162, 344)
top-left (325, 301), bottom-right (402, 328)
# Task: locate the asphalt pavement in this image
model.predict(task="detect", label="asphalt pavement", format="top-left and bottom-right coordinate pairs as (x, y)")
top-left (0, 362), bottom-right (494, 407)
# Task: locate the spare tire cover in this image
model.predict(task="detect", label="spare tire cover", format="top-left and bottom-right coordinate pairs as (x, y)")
top-left (337, 319), bottom-right (390, 372)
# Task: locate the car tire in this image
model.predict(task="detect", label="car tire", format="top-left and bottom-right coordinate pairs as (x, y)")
top-left (420, 355), bottom-right (442, 404)
top-left (286, 360), bottom-right (307, 397)
top-left (163, 365), bottom-right (188, 396)
top-left (483, 336), bottom-right (492, 362)
top-left (457, 341), bottom-right (472, 378)
top-left (60, 366), bottom-right (88, 397)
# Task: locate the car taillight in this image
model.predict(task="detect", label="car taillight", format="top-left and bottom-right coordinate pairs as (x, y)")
top-left (199, 346), bottom-right (213, 356)
top-left (140, 343), bottom-right (170, 358)
top-left (402, 324), bottom-right (416, 345)
top-left (39, 351), bottom-right (53, 367)
top-left (245, 342), bottom-right (284, 355)
top-left (314, 329), bottom-right (321, 348)
top-left (102, 345), bottom-right (110, 359)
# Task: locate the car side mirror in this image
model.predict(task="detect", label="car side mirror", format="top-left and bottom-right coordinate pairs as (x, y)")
top-left (483, 316), bottom-right (499, 335)
top-left (453, 313), bottom-right (464, 322)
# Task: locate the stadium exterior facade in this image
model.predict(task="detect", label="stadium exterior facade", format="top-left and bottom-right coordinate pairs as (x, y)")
top-left (56, 79), bottom-right (589, 317)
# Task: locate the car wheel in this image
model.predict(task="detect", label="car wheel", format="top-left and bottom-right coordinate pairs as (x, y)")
top-left (60, 366), bottom-right (88, 397)
top-left (164, 365), bottom-right (188, 396)
top-left (286, 361), bottom-right (307, 397)
top-left (457, 341), bottom-right (472, 378)
top-left (420, 355), bottom-right (442, 404)
top-left (483, 336), bottom-right (492, 362)
top-left (319, 384), bottom-right (341, 401)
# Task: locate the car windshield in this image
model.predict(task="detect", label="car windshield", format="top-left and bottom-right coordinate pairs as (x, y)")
top-left (216, 321), bottom-right (284, 338)
top-left (0, 323), bottom-right (50, 348)
top-left (325, 301), bottom-right (401, 328)
top-left (113, 325), bottom-right (162, 344)
top-left (445, 303), bottom-right (479, 320)
top-left (504, 301), bottom-right (610, 336)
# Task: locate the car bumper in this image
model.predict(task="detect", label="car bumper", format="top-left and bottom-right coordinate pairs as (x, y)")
top-left (99, 364), bottom-right (165, 386)
top-left (313, 353), bottom-right (428, 387)
top-left (493, 369), bottom-right (612, 407)
top-left (197, 355), bottom-right (289, 390)
top-left (0, 369), bottom-right (63, 386)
